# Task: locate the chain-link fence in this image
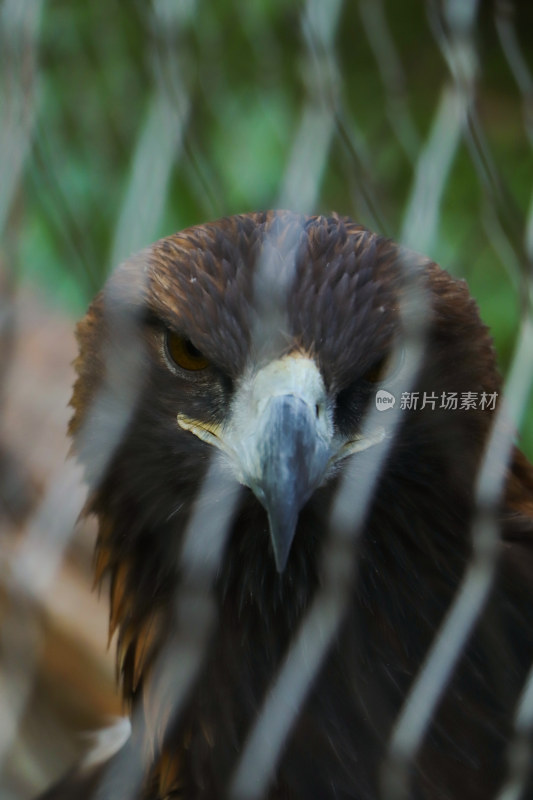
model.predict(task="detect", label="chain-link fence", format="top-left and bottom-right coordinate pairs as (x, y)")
top-left (1, 1), bottom-right (533, 798)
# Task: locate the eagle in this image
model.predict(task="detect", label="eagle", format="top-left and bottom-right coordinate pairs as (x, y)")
top-left (38, 211), bottom-right (533, 799)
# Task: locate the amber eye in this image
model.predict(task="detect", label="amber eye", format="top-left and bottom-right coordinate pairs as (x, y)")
top-left (165, 331), bottom-right (210, 371)
top-left (362, 354), bottom-right (390, 384)
top-left (362, 348), bottom-right (403, 385)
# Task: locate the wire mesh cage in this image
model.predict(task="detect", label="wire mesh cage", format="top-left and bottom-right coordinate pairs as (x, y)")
top-left (1, 1), bottom-right (533, 798)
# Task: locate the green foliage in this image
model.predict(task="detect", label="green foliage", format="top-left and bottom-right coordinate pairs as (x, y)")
top-left (9, 0), bottom-right (533, 453)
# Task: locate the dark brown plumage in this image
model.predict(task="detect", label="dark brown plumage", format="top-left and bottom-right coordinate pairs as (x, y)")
top-left (39, 211), bottom-right (533, 799)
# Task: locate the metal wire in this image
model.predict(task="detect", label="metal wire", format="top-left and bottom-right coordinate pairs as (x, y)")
top-left (231, 252), bottom-right (431, 800)
top-left (2, 1), bottom-right (533, 799)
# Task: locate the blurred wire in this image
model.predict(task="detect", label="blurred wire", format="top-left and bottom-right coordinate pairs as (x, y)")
top-left (0, 0), bottom-right (43, 237)
top-left (231, 248), bottom-right (431, 800)
top-left (2, 1), bottom-right (533, 799)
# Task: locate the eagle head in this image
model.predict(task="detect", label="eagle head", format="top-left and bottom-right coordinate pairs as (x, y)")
top-left (70, 210), bottom-right (497, 576)
top-left (66, 211), bottom-right (527, 800)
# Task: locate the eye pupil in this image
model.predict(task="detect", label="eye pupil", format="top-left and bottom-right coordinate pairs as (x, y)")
top-left (184, 340), bottom-right (202, 359)
top-left (165, 331), bottom-right (210, 372)
top-left (364, 355), bottom-right (388, 384)
top-left (362, 348), bottom-right (403, 385)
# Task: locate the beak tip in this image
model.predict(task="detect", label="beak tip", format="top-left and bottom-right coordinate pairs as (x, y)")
top-left (246, 389), bottom-right (332, 574)
top-left (268, 512), bottom-right (298, 574)
top-left (273, 550), bottom-right (289, 574)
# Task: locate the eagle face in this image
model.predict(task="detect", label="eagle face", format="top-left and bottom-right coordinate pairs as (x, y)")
top-left (67, 211), bottom-right (532, 800)
top-left (71, 211), bottom-right (496, 578)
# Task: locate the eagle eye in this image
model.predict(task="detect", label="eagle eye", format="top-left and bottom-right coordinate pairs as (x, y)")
top-left (165, 331), bottom-right (210, 372)
top-left (361, 345), bottom-right (405, 385)
top-left (362, 354), bottom-right (390, 384)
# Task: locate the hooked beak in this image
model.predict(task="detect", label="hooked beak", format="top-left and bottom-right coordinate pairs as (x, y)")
top-left (178, 355), bottom-right (384, 572)
top-left (250, 392), bottom-right (330, 571)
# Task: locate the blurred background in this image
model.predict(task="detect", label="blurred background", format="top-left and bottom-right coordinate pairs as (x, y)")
top-left (1, 0), bottom-right (532, 797)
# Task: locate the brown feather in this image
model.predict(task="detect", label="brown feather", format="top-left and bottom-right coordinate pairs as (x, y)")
top-left (44, 211), bottom-right (533, 799)
top-left (93, 540), bottom-right (113, 590)
top-left (157, 750), bottom-right (183, 798)
top-left (109, 561), bottom-right (131, 642)
top-left (132, 611), bottom-right (164, 692)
